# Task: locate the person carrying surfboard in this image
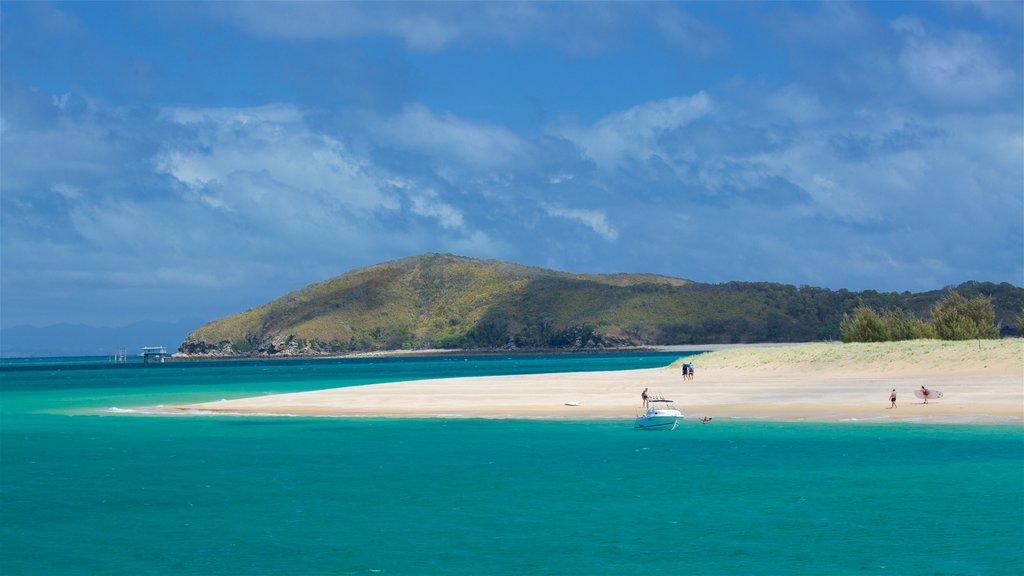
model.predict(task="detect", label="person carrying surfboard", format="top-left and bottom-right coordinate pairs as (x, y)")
top-left (920, 386), bottom-right (930, 404)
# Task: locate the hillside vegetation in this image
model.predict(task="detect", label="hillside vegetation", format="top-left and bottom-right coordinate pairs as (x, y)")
top-left (178, 253), bottom-right (1024, 357)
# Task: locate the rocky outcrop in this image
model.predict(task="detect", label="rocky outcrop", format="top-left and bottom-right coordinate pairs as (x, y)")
top-left (175, 338), bottom-right (235, 358)
top-left (175, 335), bottom-right (337, 358)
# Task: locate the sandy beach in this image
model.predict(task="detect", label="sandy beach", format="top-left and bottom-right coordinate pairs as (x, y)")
top-left (175, 339), bottom-right (1024, 423)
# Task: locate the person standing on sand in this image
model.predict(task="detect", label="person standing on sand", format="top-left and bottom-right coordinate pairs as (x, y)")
top-left (921, 386), bottom-right (930, 404)
top-left (889, 389), bottom-right (897, 409)
top-left (641, 388), bottom-right (649, 409)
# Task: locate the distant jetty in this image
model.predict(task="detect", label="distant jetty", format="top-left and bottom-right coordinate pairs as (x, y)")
top-left (141, 346), bottom-right (168, 363)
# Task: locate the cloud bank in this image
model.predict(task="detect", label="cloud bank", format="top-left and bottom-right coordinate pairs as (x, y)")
top-left (1, 2), bottom-right (1020, 328)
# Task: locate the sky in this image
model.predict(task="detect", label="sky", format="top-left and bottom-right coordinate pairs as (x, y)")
top-left (2, 1), bottom-right (1022, 329)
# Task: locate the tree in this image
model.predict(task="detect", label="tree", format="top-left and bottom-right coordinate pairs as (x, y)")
top-left (930, 292), bottom-right (998, 340)
top-left (882, 309), bottom-right (935, 340)
top-left (840, 306), bottom-right (890, 342)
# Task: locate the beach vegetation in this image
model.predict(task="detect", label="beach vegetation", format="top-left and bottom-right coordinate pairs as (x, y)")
top-left (839, 306), bottom-right (934, 342)
top-left (930, 292), bottom-right (999, 340)
top-left (840, 307), bottom-right (890, 342)
top-left (882, 308), bottom-right (936, 340)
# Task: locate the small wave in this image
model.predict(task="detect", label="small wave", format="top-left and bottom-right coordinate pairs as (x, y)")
top-left (839, 416), bottom-right (888, 422)
top-left (180, 409), bottom-right (300, 417)
top-left (107, 406), bottom-right (178, 415)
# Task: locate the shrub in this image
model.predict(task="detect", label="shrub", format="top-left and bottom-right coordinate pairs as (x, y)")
top-left (840, 306), bottom-right (890, 342)
top-left (930, 292), bottom-right (998, 340)
top-left (882, 308), bottom-right (935, 340)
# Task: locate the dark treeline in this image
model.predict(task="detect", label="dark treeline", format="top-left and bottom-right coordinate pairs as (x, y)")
top-left (840, 290), bottom-right (1011, 342)
top-left (461, 280), bottom-right (1023, 349)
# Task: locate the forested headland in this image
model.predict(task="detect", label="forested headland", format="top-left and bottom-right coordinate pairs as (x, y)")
top-left (177, 254), bottom-right (1023, 357)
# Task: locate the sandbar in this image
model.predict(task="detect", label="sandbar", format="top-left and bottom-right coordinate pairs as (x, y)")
top-left (173, 339), bottom-right (1024, 423)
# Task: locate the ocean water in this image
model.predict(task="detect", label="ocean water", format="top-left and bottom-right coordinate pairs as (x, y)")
top-left (1, 354), bottom-right (1022, 575)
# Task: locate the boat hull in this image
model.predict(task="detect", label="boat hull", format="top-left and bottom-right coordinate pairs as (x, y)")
top-left (634, 409), bottom-right (682, 430)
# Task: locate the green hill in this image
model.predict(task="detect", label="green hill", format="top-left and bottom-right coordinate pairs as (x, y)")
top-left (177, 253), bottom-right (1024, 357)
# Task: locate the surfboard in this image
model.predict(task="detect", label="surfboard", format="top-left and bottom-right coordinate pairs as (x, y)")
top-left (914, 389), bottom-right (944, 400)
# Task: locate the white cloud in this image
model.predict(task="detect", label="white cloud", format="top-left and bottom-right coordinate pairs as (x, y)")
top-left (369, 104), bottom-right (525, 169)
top-left (407, 188), bottom-right (464, 230)
top-left (50, 183), bottom-right (83, 200)
top-left (654, 4), bottom-right (727, 56)
top-left (208, 2), bottom-right (545, 52)
top-left (3, 0), bottom-right (1022, 330)
top-left (1, 98), bottom-right (136, 198)
top-left (543, 204), bottom-right (618, 242)
top-left (162, 104), bottom-right (303, 127)
top-left (775, 2), bottom-right (879, 45)
top-left (898, 30), bottom-right (1013, 105)
top-left (890, 16), bottom-right (925, 37)
top-left (958, 1), bottom-right (1024, 27)
top-left (441, 229), bottom-right (504, 260)
top-left (157, 104), bottom-right (397, 214)
top-left (211, 3), bottom-right (456, 50)
top-left (762, 85), bottom-right (825, 126)
top-left (556, 93), bottom-right (712, 168)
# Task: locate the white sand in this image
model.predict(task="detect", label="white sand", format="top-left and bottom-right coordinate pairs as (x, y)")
top-left (173, 339), bottom-right (1024, 423)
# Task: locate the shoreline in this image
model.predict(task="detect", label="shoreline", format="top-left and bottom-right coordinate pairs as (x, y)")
top-left (167, 342), bottom-right (803, 361)
top-left (156, 340), bottom-right (1024, 424)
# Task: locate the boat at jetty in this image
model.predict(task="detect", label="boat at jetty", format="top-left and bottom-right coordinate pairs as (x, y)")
top-left (634, 397), bottom-right (682, 430)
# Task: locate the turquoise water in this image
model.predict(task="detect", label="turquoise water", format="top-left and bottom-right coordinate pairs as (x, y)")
top-left (2, 354), bottom-right (1022, 575)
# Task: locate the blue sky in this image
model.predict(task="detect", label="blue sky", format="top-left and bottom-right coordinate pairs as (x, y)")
top-left (2, 1), bottom-right (1022, 329)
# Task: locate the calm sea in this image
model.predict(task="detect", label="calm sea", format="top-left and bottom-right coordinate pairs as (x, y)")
top-left (1, 353), bottom-right (1021, 575)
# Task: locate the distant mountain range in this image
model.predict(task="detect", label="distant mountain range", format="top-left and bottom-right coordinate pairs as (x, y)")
top-left (177, 253), bottom-right (1024, 357)
top-left (0, 319), bottom-right (201, 358)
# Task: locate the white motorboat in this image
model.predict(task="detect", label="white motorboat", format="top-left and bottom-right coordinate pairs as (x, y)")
top-left (634, 398), bottom-right (682, 430)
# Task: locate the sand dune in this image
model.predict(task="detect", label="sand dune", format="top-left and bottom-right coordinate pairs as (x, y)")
top-left (175, 339), bottom-right (1024, 423)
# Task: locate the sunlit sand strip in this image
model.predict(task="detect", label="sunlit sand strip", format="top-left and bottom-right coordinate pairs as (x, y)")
top-left (170, 340), bottom-right (1024, 423)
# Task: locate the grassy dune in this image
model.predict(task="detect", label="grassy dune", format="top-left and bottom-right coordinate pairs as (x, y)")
top-left (682, 339), bottom-right (1023, 377)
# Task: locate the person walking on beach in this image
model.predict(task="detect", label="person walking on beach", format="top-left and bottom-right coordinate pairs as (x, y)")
top-left (889, 389), bottom-right (897, 409)
top-left (921, 386), bottom-right (930, 404)
top-left (641, 388), bottom-right (649, 409)
top-left (687, 363), bottom-right (695, 381)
